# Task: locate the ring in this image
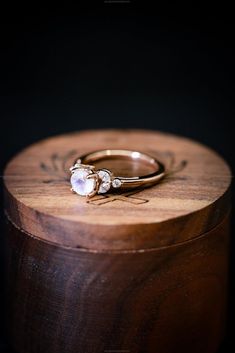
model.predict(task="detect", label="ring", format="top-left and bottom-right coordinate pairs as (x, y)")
top-left (69, 149), bottom-right (166, 198)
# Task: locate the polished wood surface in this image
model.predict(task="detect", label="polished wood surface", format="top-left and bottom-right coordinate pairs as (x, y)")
top-left (5, 212), bottom-right (230, 353)
top-left (3, 129), bottom-right (232, 250)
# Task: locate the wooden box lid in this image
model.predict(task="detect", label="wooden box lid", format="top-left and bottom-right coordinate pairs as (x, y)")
top-left (3, 129), bottom-right (232, 251)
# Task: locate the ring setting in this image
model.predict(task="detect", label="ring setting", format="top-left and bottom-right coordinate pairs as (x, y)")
top-left (70, 149), bottom-right (166, 198)
top-left (70, 164), bottom-right (122, 198)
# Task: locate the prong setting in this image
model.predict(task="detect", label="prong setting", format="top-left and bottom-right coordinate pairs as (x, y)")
top-left (70, 163), bottom-right (117, 198)
top-left (70, 166), bottom-right (97, 197)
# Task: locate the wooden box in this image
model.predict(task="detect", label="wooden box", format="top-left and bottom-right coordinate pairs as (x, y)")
top-left (3, 129), bottom-right (232, 353)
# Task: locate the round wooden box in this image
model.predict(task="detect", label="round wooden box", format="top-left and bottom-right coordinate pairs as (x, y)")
top-left (3, 129), bottom-right (232, 353)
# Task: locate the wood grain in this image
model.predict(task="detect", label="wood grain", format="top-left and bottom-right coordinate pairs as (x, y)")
top-left (3, 129), bottom-right (231, 250)
top-left (4, 211), bottom-right (230, 353)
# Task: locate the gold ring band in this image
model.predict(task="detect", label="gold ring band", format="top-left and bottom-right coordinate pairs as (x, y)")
top-left (70, 149), bottom-right (166, 198)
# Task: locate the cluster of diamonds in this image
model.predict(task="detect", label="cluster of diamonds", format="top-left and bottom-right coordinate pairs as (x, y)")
top-left (70, 163), bottom-right (122, 197)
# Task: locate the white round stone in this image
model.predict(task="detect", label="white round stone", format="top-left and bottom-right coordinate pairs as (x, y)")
top-left (70, 169), bottom-right (96, 196)
top-left (97, 169), bottom-right (111, 194)
top-left (112, 178), bottom-right (121, 188)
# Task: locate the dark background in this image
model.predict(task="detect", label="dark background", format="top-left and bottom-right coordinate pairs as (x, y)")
top-left (0, 5), bottom-right (234, 353)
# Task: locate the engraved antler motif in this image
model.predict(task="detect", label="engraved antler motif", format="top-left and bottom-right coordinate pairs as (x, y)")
top-left (40, 150), bottom-right (78, 183)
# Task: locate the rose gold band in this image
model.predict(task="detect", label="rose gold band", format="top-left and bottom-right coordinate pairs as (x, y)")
top-left (77, 149), bottom-right (165, 188)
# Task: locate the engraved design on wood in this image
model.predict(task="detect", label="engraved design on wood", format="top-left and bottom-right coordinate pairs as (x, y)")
top-left (86, 190), bottom-right (150, 205)
top-left (40, 150), bottom-right (78, 183)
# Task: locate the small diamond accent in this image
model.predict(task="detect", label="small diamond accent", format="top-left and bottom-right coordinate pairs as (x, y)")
top-left (112, 178), bottom-right (121, 188)
top-left (97, 169), bottom-right (111, 194)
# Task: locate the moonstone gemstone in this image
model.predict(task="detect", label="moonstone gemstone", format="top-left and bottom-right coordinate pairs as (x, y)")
top-left (70, 169), bottom-right (96, 196)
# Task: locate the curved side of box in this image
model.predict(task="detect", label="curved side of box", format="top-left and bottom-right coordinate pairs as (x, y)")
top-left (3, 211), bottom-right (230, 353)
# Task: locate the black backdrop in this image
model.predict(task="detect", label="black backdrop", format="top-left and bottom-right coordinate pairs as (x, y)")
top-left (0, 7), bottom-right (234, 353)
